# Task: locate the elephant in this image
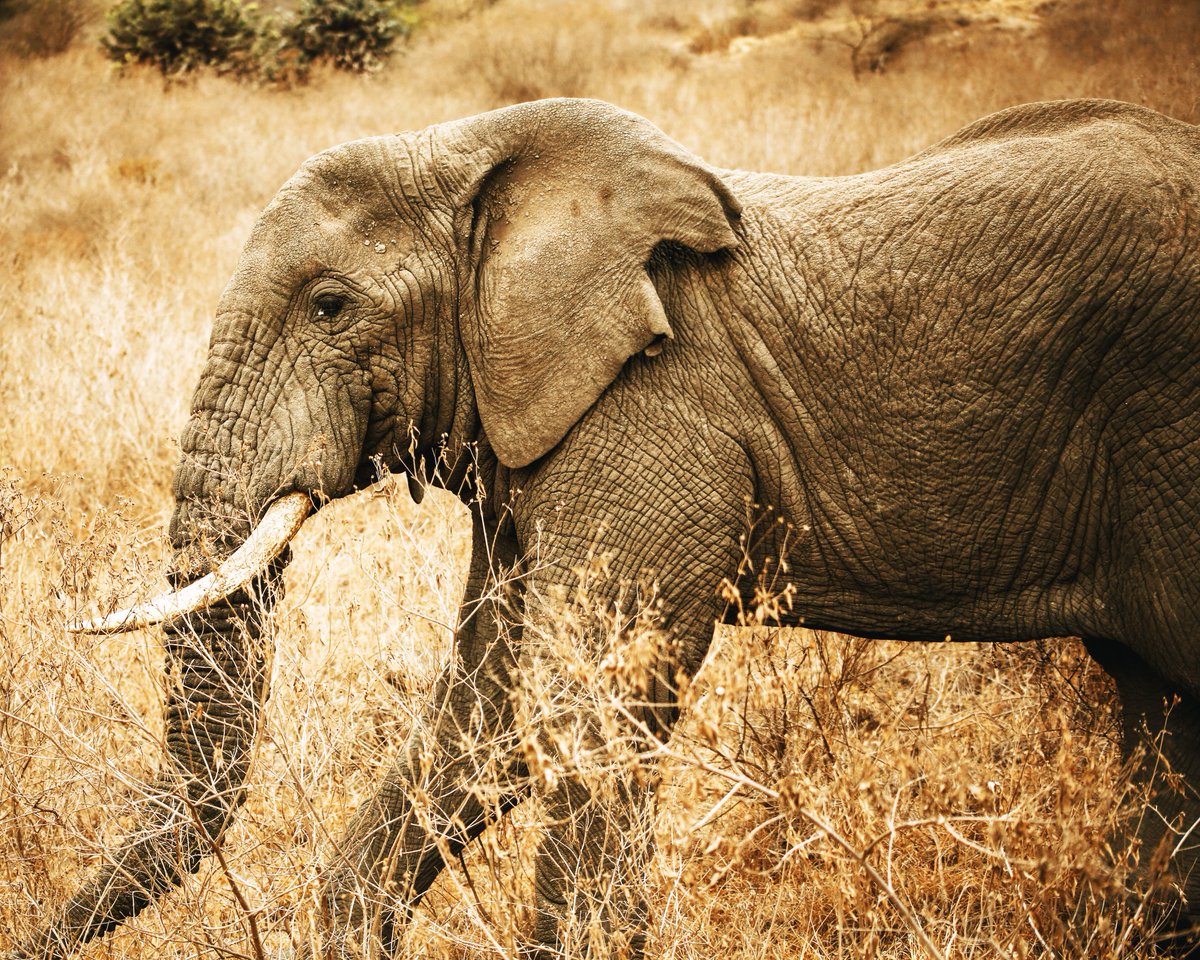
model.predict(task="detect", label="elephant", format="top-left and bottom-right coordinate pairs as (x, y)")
top-left (22, 96), bottom-right (1200, 957)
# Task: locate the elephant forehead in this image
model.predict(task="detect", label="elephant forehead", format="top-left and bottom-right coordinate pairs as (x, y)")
top-left (235, 194), bottom-right (413, 286)
top-left (293, 136), bottom-right (394, 194)
top-left (227, 215), bottom-right (330, 285)
top-left (257, 178), bottom-right (359, 241)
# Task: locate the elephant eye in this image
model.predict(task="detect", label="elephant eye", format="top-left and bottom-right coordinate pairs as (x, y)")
top-left (314, 294), bottom-right (346, 318)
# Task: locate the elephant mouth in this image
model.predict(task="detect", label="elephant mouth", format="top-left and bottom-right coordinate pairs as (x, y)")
top-left (69, 491), bottom-right (312, 635)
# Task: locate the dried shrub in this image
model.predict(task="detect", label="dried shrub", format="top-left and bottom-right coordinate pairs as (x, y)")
top-left (0, 0), bottom-right (97, 57)
top-left (848, 14), bottom-right (943, 74)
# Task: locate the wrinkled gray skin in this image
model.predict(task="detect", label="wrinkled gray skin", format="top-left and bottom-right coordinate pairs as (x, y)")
top-left (26, 98), bottom-right (1200, 956)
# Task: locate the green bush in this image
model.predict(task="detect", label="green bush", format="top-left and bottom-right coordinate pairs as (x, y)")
top-left (281, 0), bottom-right (413, 73)
top-left (100, 0), bottom-right (418, 80)
top-left (101, 0), bottom-right (259, 75)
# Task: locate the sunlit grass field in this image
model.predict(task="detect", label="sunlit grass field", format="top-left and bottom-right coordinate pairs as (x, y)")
top-left (2, 0), bottom-right (1199, 955)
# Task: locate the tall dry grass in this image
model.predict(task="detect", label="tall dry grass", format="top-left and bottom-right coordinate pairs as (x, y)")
top-left (1, 0), bottom-right (1199, 955)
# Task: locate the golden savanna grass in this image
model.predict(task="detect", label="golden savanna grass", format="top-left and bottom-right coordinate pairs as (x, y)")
top-left (2, 0), bottom-right (1199, 956)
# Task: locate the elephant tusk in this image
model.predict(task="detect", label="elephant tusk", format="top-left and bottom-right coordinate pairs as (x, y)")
top-left (69, 492), bottom-right (312, 635)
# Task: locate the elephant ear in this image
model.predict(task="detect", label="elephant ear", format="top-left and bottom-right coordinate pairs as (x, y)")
top-left (440, 99), bottom-right (741, 469)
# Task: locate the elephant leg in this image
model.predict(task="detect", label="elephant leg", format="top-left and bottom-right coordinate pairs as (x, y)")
top-left (1085, 637), bottom-right (1200, 932)
top-left (518, 589), bottom-right (722, 960)
top-left (530, 766), bottom-right (656, 959)
top-left (511, 432), bottom-right (753, 957)
top-left (308, 514), bottom-right (528, 957)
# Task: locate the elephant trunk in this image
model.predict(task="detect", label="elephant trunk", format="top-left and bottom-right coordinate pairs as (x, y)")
top-left (21, 499), bottom-right (301, 957)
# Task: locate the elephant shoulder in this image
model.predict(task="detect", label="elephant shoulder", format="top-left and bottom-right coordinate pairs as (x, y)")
top-left (917, 99), bottom-right (1190, 157)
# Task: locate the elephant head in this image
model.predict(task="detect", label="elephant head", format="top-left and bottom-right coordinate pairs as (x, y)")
top-left (46, 98), bottom-right (740, 953)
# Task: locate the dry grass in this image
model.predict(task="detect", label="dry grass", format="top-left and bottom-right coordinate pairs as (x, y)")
top-left (1, 0), bottom-right (1199, 955)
